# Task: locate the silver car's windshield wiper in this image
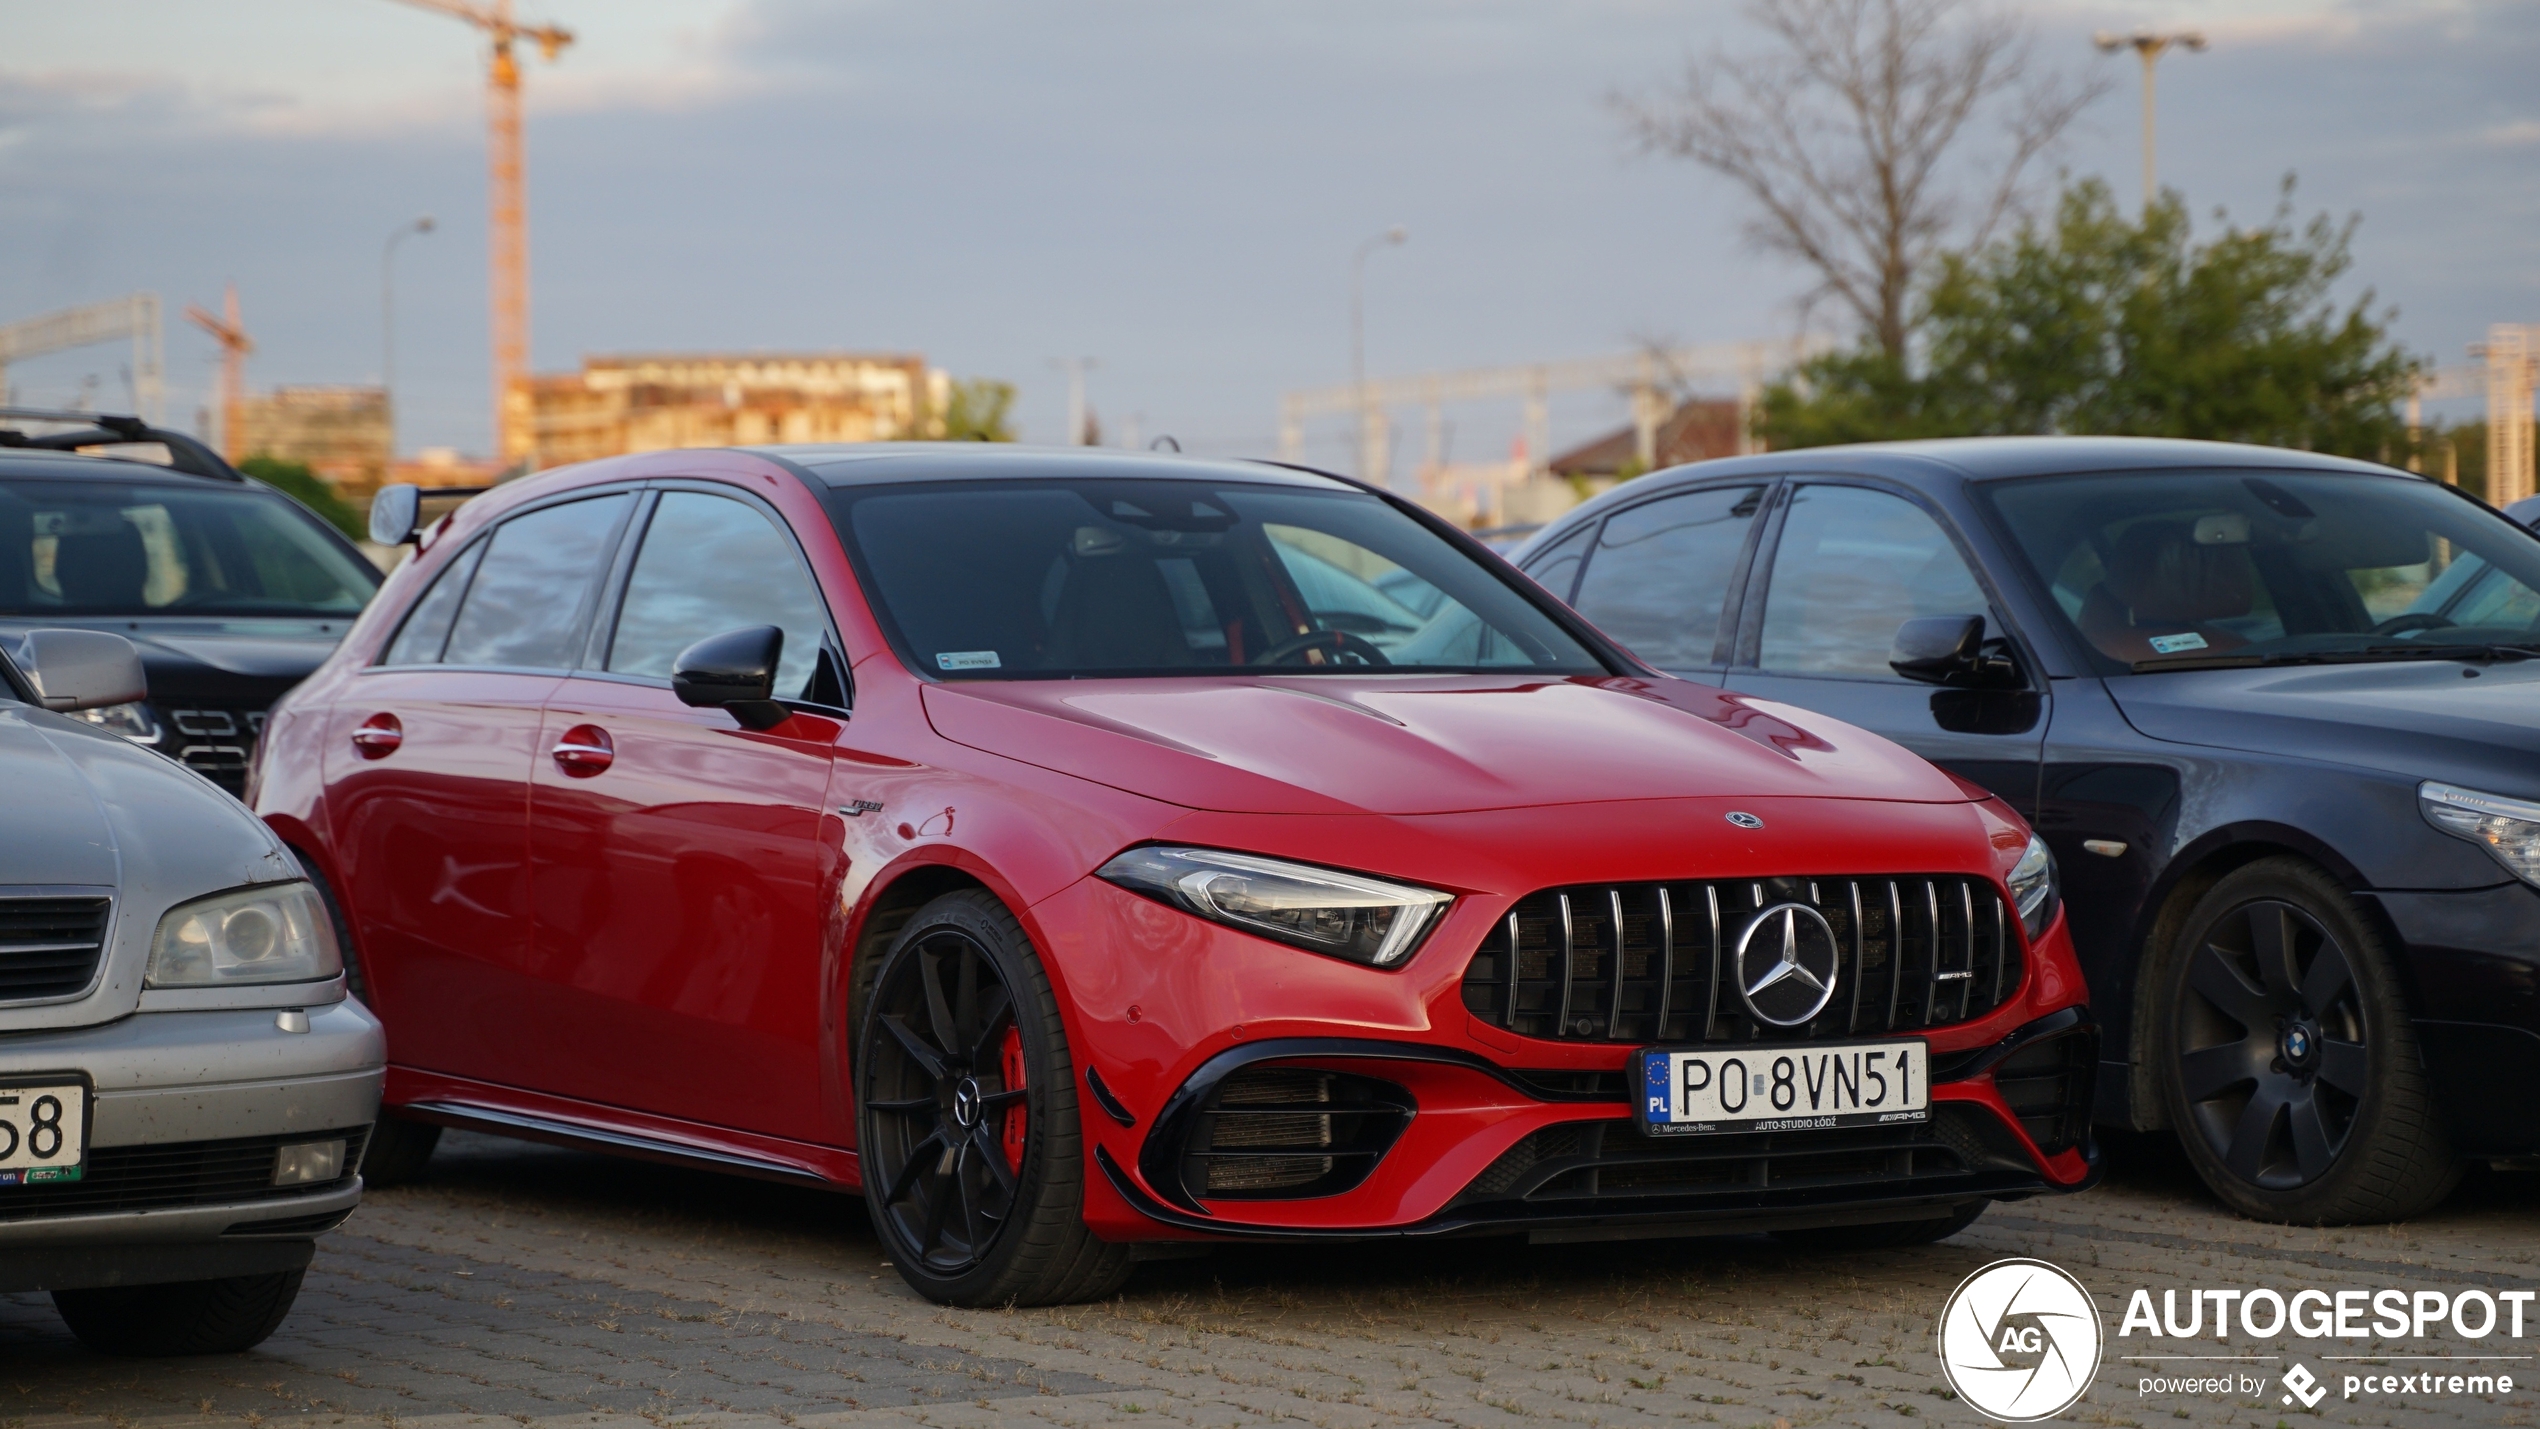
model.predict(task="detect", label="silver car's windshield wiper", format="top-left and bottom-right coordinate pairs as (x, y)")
top-left (2130, 643), bottom-right (2540, 674)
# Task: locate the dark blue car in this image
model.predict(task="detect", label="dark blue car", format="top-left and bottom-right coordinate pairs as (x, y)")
top-left (1514, 437), bottom-right (2540, 1224)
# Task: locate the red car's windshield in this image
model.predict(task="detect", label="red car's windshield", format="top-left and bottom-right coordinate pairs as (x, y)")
top-left (832, 479), bottom-right (1604, 678)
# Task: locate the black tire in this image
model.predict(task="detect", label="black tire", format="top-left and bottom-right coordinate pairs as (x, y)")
top-left (2157, 856), bottom-right (2459, 1223)
top-left (360, 1116), bottom-right (443, 1187)
top-left (856, 889), bottom-right (1132, 1307)
top-left (52, 1269), bottom-right (305, 1356)
top-left (1774, 1201), bottom-right (1987, 1251)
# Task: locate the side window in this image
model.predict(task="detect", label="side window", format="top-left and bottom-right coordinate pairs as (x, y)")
top-left (1757, 485), bottom-right (1990, 678)
top-left (380, 539), bottom-right (485, 666)
top-left (1518, 524), bottom-right (1592, 603)
top-left (1569, 485), bottom-right (1763, 670)
top-left (607, 492), bottom-right (833, 700)
top-left (441, 494), bottom-right (631, 670)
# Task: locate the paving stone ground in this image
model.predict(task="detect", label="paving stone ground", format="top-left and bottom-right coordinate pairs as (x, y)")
top-left (4, 1130), bottom-right (2534, 1429)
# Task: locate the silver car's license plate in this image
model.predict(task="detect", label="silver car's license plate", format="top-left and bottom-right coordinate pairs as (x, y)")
top-left (1636, 1040), bottom-right (1928, 1137)
top-left (0, 1076), bottom-right (90, 1185)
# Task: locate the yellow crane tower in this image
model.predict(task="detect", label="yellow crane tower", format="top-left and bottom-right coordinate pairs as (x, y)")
top-left (391, 0), bottom-right (573, 468)
top-left (183, 284), bottom-right (252, 460)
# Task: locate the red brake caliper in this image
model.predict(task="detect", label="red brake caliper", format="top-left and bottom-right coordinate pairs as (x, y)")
top-left (998, 1024), bottom-right (1028, 1173)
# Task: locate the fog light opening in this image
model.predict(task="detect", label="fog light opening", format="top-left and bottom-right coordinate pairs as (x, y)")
top-left (274, 1138), bottom-right (347, 1186)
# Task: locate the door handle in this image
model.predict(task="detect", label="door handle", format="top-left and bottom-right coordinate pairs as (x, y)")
top-left (350, 712), bottom-right (403, 759)
top-left (551, 724), bottom-right (615, 778)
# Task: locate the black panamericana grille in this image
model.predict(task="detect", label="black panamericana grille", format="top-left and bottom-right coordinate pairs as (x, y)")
top-left (0, 894), bottom-right (112, 1002)
top-left (0, 1126), bottom-right (368, 1223)
top-left (164, 704), bottom-right (267, 793)
top-left (1460, 876), bottom-right (2022, 1044)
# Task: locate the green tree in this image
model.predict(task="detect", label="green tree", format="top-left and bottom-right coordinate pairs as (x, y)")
top-left (238, 455), bottom-right (368, 542)
top-left (933, 378), bottom-right (1017, 442)
top-left (1760, 177), bottom-right (2424, 457)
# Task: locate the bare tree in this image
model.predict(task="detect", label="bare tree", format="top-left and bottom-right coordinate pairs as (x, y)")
top-left (1620, 0), bottom-right (2104, 361)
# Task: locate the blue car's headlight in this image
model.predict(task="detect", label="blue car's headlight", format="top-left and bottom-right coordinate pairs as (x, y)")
top-left (2421, 781), bottom-right (2540, 887)
top-left (1097, 846), bottom-right (1452, 968)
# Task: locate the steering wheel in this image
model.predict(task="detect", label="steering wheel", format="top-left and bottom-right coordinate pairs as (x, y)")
top-left (1250, 629), bottom-right (1392, 668)
top-left (2370, 612), bottom-right (2453, 638)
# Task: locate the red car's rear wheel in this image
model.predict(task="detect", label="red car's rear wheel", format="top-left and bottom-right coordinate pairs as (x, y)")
top-left (855, 889), bottom-right (1131, 1306)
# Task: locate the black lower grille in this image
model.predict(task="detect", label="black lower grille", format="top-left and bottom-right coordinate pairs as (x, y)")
top-left (0, 1126), bottom-right (368, 1222)
top-left (1452, 1104), bottom-right (2038, 1210)
top-left (0, 894), bottom-right (112, 1001)
top-left (1178, 1067), bottom-right (1411, 1201)
top-left (1461, 875), bottom-right (2021, 1044)
top-left (1992, 1029), bottom-right (2097, 1155)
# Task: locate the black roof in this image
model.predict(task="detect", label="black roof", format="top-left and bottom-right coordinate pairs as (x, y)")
top-left (746, 443), bottom-right (1355, 492)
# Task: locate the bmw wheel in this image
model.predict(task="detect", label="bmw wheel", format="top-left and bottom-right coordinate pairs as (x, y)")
top-left (855, 889), bottom-right (1132, 1307)
top-left (2158, 857), bottom-right (2458, 1223)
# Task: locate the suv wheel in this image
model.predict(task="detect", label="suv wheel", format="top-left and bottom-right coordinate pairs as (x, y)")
top-left (855, 889), bottom-right (1132, 1307)
top-left (52, 1269), bottom-right (306, 1356)
top-left (2158, 857), bottom-right (2459, 1222)
top-left (360, 1116), bottom-right (443, 1187)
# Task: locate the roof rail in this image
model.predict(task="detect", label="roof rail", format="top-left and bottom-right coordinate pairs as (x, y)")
top-left (0, 407), bottom-right (247, 483)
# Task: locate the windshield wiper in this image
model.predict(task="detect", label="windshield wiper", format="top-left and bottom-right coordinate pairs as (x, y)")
top-left (2131, 643), bottom-right (2540, 674)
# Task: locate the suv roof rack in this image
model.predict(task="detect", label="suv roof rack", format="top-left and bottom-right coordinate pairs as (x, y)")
top-left (0, 407), bottom-right (247, 483)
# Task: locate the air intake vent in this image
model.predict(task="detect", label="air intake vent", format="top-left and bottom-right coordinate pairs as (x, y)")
top-left (0, 893), bottom-right (112, 1002)
top-left (1990, 1028), bottom-right (2097, 1155)
top-left (1176, 1066), bottom-right (1413, 1201)
top-left (1461, 876), bottom-right (2020, 1044)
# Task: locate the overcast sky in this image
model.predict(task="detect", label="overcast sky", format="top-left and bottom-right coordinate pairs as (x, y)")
top-left (4, 0), bottom-right (2533, 467)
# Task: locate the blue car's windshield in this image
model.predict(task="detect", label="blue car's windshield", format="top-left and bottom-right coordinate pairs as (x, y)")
top-left (0, 479), bottom-right (379, 618)
top-left (829, 478), bottom-right (1602, 678)
top-left (1982, 469), bottom-right (2540, 671)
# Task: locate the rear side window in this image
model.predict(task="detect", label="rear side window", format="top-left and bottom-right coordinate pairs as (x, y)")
top-left (440, 495), bottom-right (631, 669)
top-left (380, 540), bottom-right (485, 665)
top-left (1518, 524), bottom-right (1592, 603)
top-left (1570, 485), bottom-right (1763, 670)
top-left (606, 492), bottom-right (833, 699)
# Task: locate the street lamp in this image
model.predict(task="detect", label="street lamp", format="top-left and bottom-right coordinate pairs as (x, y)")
top-left (2095, 30), bottom-right (2206, 212)
top-left (382, 214), bottom-right (436, 475)
top-left (1350, 226), bottom-right (1407, 482)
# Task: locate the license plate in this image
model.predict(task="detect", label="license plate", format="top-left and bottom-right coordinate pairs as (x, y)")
top-left (1636, 1040), bottom-right (1928, 1137)
top-left (0, 1077), bottom-right (89, 1185)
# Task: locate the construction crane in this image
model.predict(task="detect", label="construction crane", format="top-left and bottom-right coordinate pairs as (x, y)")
top-left (390, 0), bottom-right (573, 467)
top-left (184, 284), bottom-right (253, 460)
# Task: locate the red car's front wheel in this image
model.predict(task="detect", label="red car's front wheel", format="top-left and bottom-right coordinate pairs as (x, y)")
top-left (855, 889), bottom-right (1132, 1306)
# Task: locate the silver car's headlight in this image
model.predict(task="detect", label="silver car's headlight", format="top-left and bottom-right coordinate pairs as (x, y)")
top-left (2420, 781), bottom-right (2540, 887)
top-left (1097, 846), bottom-right (1452, 968)
top-left (71, 701), bottom-right (162, 745)
top-left (147, 881), bottom-right (343, 987)
top-left (2007, 832), bottom-right (2059, 942)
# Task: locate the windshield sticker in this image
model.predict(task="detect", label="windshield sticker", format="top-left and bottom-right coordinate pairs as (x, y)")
top-left (2147, 632), bottom-right (2209, 654)
top-left (936, 650), bottom-right (1001, 670)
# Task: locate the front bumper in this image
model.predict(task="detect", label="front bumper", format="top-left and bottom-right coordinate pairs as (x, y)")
top-left (0, 999), bottom-right (383, 1286)
top-left (2375, 882), bottom-right (2540, 1157)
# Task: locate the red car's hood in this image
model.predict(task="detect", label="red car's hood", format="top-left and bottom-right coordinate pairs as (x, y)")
top-left (920, 674), bottom-right (1976, 815)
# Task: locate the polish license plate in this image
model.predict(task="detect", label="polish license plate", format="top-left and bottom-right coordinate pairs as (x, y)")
top-left (0, 1077), bottom-right (89, 1185)
top-left (1636, 1040), bottom-right (1928, 1137)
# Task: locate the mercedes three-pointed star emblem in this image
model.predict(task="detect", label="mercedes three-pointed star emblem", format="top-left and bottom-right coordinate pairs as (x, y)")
top-left (1734, 902), bottom-right (1842, 1027)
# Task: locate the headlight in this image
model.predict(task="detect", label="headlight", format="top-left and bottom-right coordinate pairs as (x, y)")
top-left (1096, 846), bottom-right (1452, 968)
top-left (2006, 832), bottom-right (2059, 943)
top-left (71, 701), bottom-right (161, 745)
top-left (2420, 781), bottom-right (2540, 887)
top-left (147, 881), bottom-right (342, 987)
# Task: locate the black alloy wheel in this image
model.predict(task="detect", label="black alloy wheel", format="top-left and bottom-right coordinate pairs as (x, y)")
top-left (2160, 857), bottom-right (2458, 1224)
top-left (856, 889), bottom-right (1132, 1306)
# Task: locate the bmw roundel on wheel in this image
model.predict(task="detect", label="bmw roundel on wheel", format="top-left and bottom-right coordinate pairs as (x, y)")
top-left (253, 444), bottom-right (2096, 1307)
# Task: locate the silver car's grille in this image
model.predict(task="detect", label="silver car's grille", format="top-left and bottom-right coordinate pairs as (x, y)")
top-left (0, 894), bottom-right (114, 1001)
top-left (1459, 875), bottom-right (2020, 1044)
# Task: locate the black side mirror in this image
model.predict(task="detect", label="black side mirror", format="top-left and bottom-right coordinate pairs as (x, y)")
top-left (672, 625), bottom-right (791, 730)
top-left (369, 484), bottom-right (422, 546)
top-left (1890, 614), bottom-right (2020, 688)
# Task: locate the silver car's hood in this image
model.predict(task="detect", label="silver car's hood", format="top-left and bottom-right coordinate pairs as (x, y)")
top-left (0, 704), bottom-right (297, 1032)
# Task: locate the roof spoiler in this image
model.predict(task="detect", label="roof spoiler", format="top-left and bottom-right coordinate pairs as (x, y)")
top-left (0, 407), bottom-right (247, 483)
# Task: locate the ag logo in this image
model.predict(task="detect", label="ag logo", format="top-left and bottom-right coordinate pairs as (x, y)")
top-left (1937, 1258), bottom-right (2102, 1421)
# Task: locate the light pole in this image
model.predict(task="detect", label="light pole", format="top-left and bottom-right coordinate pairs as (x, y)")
top-left (382, 215), bottom-right (436, 475)
top-left (1350, 226), bottom-right (1407, 483)
top-left (2095, 30), bottom-right (2206, 213)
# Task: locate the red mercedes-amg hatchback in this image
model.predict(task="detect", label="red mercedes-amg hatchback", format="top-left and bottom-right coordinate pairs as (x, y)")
top-left (253, 445), bottom-right (2094, 1306)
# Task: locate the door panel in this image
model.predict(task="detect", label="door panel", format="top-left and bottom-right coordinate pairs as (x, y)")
top-left (1726, 483), bottom-right (2046, 816)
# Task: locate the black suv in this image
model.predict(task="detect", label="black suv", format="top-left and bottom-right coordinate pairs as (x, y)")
top-left (0, 411), bottom-right (381, 793)
top-left (1514, 437), bottom-right (2540, 1224)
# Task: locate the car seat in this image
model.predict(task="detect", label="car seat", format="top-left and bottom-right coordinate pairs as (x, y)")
top-left (1044, 554), bottom-right (1193, 670)
top-left (53, 524), bottom-right (152, 610)
top-left (2076, 520), bottom-right (2255, 664)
